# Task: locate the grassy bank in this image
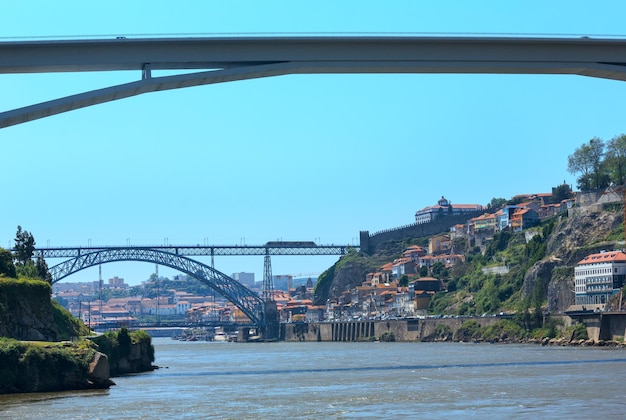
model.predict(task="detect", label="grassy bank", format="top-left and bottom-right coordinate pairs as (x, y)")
top-left (0, 338), bottom-right (98, 393)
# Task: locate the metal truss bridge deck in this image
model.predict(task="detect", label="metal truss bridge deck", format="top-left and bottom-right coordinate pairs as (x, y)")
top-left (34, 243), bottom-right (356, 259)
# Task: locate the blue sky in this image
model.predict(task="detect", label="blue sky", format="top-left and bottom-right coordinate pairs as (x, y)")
top-left (2, 1), bottom-right (626, 285)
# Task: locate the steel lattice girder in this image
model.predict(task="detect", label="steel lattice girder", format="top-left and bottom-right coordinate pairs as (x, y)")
top-left (34, 244), bottom-right (352, 258)
top-left (48, 248), bottom-right (266, 327)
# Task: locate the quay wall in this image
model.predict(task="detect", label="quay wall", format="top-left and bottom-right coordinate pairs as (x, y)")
top-left (281, 317), bottom-right (501, 342)
top-left (281, 314), bottom-right (626, 343)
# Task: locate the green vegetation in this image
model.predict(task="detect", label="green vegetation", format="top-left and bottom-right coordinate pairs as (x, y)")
top-left (51, 299), bottom-right (91, 340)
top-left (0, 226), bottom-right (52, 284)
top-left (0, 277), bottom-right (86, 340)
top-left (567, 133), bottom-right (626, 190)
top-left (566, 323), bottom-right (589, 341)
top-left (445, 318), bottom-right (588, 343)
top-left (0, 276), bottom-right (52, 297)
top-left (428, 218), bottom-right (558, 318)
top-left (431, 220), bottom-right (573, 338)
top-left (0, 337), bottom-right (97, 393)
top-left (314, 247), bottom-right (388, 304)
top-left (379, 331), bottom-right (395, 342)
top-left (89, 328), bottom-right (155, 375)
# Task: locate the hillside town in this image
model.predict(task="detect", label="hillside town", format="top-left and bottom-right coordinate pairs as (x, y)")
top-left (53, 188), bottom-right (626, 328)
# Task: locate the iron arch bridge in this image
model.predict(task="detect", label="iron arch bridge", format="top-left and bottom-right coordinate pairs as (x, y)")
top-left (48, 247), bottom-right (266, 328)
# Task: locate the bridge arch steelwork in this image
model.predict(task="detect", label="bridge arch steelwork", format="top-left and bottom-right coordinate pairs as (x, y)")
top-left (48, 247), bottom-right (266, 327)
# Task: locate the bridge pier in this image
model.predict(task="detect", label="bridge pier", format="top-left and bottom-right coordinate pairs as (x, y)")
top-left (263, 300), bottom-right (280, 341)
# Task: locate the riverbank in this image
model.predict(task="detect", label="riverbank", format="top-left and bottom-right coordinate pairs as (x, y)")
top-left (280, 315), bottom-right (626, 346)
top-left (0, 338), bottom-right (113, 394)
top-left (0, 329), bottom-right (156, 394)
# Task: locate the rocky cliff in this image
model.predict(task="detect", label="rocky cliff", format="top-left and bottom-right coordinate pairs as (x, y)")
top-left (0, 340), bottom-right (114, 394)
top-left (523, 207), bottom-right (623, 312)
top-left (0, 279), bottom-right (59, 341)
top-left (89, 328), bottom-right (156, 375)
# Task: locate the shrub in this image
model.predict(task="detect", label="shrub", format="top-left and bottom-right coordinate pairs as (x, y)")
top-left (455, 320), bottom-right (481, 341)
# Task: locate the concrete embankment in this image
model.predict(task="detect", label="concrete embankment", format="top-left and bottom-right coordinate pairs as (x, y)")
top-left (567, 311), bottom-right (626, 342)
top-left (281, 317), bottom-right (502, 342)
top-left (281, 313), bottom-right (626, 343)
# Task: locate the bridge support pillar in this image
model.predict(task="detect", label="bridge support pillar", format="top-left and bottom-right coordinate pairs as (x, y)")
top-left (237, 327), bottom-right (251, 342)
top-left (263, 300), bottom-right (279, 341)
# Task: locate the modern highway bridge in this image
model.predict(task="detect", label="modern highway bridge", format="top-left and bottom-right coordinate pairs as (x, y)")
top-left (34, 242), bottom-right (354, 335)
top-left (2, 35), bottom-right (626, 127)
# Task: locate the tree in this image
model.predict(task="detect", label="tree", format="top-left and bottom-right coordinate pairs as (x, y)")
top-left (567, 137), bottom-right (607, 190)
top-left (431, 262), bottom-right (449, 280)
top-left (605, 134), bottom-right (626, 186)
top-left (398, 274), bottom-right (409, 287)
top-left (36, 255), bottom-right (53, 283)
top-left (0, 248), bottom-right (17, 278)
top-left (16, 262), bottom-right (39, 279)
top-left (488, 197), bottom-right (506, 209)
top-left (117, 327), bottom-right (132, 357)
top-left (13, 225), bottom-right (35, 266)
top-left (551, 182), bottom-right (573, 204)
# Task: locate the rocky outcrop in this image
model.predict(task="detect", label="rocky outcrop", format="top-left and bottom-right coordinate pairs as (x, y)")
top-left (88, 351), bottom-right (115, 388)
top-left (89, 329), bottom-right (156, 376)
top-left (523, 207), bottom-right (623, 312)
top-left (0, 343), bottom-right (114, 394)
top-left (328, 261), bottom-right (367, 302)
top-left (111, 339), bottom-right (155, 375)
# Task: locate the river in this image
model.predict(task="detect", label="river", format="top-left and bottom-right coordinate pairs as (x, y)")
top-left (1, 338), bottom-right (625, 419)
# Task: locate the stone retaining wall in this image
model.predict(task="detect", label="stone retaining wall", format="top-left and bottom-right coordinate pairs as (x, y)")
top-left (282, 317), bottom-right (501, 342)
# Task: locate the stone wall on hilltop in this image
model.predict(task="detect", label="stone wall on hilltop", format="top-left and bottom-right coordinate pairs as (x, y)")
top-left (361, 210), bottom-right (484, 254)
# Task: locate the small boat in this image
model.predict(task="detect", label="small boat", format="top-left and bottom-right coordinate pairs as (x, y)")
top-left (213, 327), bottom-right (227, 341)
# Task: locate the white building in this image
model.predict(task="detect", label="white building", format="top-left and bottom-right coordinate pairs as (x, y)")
top-left (574, 251), bottom-right (626, 308)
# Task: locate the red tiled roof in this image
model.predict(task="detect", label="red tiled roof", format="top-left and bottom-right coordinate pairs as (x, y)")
top-left (578, 251), bottom-right (626, 265)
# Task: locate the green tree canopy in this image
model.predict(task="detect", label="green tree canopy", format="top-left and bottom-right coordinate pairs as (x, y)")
top-left (488, 197), bottom-right (507, 209)
top-left (567, 137), bottom-right (606, 190)
top-left (0, 248), bottom-right (17, 278)
top-left (605, 134), bottom-right (626, 186)
top-left (398, 274), bottom-right (409, 287)
top-left (551, 182), bottom-right (574, 203)
top-left (13, 225), bottom-right (35, 266)
top-left (36, 256), bottom-right (53, 283)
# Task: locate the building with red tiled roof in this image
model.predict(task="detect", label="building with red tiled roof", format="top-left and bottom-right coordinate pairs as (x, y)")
top-left (409, 277), bottom-right (441, 293)
top-left (470, 212), bottom-right (496, 232)
top-left (498, 203), bottom-right (539, 231)
top-left (510, 208), bottom-right (539, 231)
top-left (428, 233), bottom-right (452, 255)
top-left (575, 251), bottom-right (626, 308)
top-left (402, 245), bottom-right (427, 262)
top-left (418, 254), bottom-right (465, 268)
top-left (415, 196), bottom-right (483, 225)
top-left (392, 257), bottom-right (416, 278)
